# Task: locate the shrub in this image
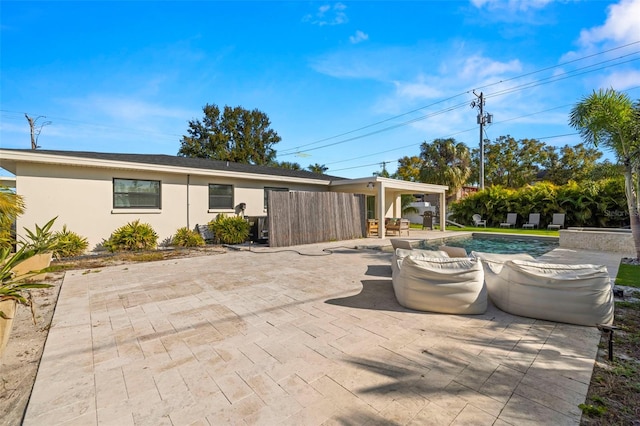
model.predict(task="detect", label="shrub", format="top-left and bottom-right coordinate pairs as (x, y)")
top-left (208, 214), bottom-right (250, 244)
top-left (103, 220), bottom-right (158, 252)
top-left (52, 225), bottom-right (89, 258)
top-left (20, 217), bottom-right (58, 253)
top-left (450, 178), bottom-right (627, 228)
top-left (172, 227), bottom-right (205, 247)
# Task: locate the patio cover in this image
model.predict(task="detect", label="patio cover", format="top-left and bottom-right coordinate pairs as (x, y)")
top-left (329, 176), bottom-right (449, 238)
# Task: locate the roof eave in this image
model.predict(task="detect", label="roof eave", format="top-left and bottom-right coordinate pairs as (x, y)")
top-left (0, 150), bottom-right (334, 186)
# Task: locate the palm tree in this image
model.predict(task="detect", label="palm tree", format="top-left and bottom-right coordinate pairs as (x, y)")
top-left (401, 194), bottom-right (419, 216)
top-left (307, 163), bottom-right (328, 174)
top-left (569, 89), bottom-right (640, 259)
top-left (0, 186), bottom-right (25, 250)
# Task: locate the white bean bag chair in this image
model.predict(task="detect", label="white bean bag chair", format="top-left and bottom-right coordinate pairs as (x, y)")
top-left (391, 248), bottom-right (449, 280)
top-left (482, 259), bottom-right (614, 326)
top-left (471, 251), bottom-right (536, 263)
top-left (393, 256), bottom-right (487, 314)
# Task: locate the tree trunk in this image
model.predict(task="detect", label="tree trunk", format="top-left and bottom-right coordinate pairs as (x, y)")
top-left (623, 167), bottom-right (640, 259)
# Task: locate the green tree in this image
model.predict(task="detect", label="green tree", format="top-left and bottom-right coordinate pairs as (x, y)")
top-left (374, 162), bottom-right (391, 178)
top-left (178, 103), bottom-right (280, 165)
top-left (481, 136), bottom-right (547, 187)
top-left (419, 138), bottom-right (471, 198)
top-left (396, 156), bottom-right (422, 182)
top-left (590, 160), bottom-right (624, 181)
top-left (544, 143), bottom-right (602, 185)
top-left (307, 163), bottom-right (328, 174)
top-left (271, 161), bottom-right (302, 170)
top-left (569, 88), bottom-right (640, 259)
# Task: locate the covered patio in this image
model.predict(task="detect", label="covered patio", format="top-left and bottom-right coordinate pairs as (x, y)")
top-left (330, 176), bottom-right (449, 238)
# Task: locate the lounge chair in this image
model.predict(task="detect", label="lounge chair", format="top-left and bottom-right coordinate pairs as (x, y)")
top-left (385, 218), bottom-right (410, 236)
top-left (472, 214), bottom-right (486, 227)
top-left (547, 213), bottom-right (565, 230)
top-left (522, 213), bottom-right (540, 229)
top-left (500, 213), bottom-right (517, 228)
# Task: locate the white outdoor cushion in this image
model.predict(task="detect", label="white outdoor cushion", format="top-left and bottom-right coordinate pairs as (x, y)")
top-left (471, 251), bottom-right (536, 262)
top-left (393, 256), bottom-right (487, 314)
top-left (439, 245), bottom-right (468, 258)
top-left (391, 239), bottom-right (414, 250)
top-left (392, 248), bottom-right (449, 280)
top-left (471, 251), bottom-right (537, 274)
top-left (483, 259), bottom-right (614, 326)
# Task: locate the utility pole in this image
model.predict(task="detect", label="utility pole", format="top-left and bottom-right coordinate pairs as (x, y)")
top-left (471, 91), bottom-right (492, 190)
top-left (24, 113), bottom-right (51, 150)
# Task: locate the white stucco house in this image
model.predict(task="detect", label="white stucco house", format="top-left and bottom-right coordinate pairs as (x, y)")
top-left (0, 149), bottom-right (448, 250)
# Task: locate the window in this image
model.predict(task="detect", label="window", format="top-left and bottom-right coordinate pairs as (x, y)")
top-left (209, 184), bottom-right (234, 209)
top-left (264, 187), bottom-right (288, 210)
top-left (113, 178), bottom-right (160, 209)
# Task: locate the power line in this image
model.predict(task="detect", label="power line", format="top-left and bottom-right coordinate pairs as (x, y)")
top-left (277, 93), bottom-right (469, 155)
top-left (325, 81), bottom-right (639, 169)
top-left (0, 109), bottom-right (184, 141)
top-left (278, 41), bottom-right (640, 156)
top-left (474, 40), bottom-right (640, 93)
top-left (278, 49), bottom-right (640, 159)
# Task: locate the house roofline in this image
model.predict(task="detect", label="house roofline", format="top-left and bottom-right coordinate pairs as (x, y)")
top-left (0, 149), bottom-right (338, 186)
top-left (330, 176), bottom-right (449, 194)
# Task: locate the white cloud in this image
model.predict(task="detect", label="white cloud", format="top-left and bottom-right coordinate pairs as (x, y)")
top-left (393, 78), bottom-right (442, 100)
top-left (81, 96), bottom-right (188, 123)
top-left (459, 55), bottom-right (523, 80)
top-left (309, 49), bottom-right (392, 80)
top-left (349, 30), bottom-right (369, 44)
top-left (303, 3), bottom-right (348, 26)
top-left (578, 0), bottom-right (640, 46)
top-left (599, 70), bottom-right (640, 91)
top-left (560, 0), bottom-right (640, 90)
top-left (470, 0), bottom-right (555, 11)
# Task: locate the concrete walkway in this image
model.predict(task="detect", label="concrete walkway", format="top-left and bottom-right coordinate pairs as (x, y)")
top-left (24, 233), bottom-right (627, 425)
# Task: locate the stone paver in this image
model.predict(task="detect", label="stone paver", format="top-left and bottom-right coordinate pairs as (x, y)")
top-left (23, 232), bottom-right (628, 425)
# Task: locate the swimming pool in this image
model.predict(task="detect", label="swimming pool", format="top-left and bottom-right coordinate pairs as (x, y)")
top-left (418, 233), bottom-right (558, 258)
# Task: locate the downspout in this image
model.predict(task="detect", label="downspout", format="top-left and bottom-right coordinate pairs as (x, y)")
top-left (186, 174), bottom-right (190, 229)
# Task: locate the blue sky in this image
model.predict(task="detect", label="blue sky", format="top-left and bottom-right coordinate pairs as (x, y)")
top-left (1, 0), bottom-right (639, 179)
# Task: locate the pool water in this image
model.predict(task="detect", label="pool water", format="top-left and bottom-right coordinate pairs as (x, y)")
top-left (418, 234), bottom-right (558, 258)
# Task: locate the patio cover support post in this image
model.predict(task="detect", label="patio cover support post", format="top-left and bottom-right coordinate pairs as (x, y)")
top-left (378, 183), bottom-right (386, 238)
top-left (393, 192), bottom-right (401, 218)
top-left (439, 191), bottom-right (446, 232)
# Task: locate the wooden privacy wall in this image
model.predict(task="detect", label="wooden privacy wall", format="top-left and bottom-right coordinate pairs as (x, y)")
top-left (267, 191), bottom-right (366, 247)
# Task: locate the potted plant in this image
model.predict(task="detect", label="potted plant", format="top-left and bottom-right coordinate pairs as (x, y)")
top-left (14, 217), bottom-right (58, 281)
top-left (0, 246), bottom-right (52, 358)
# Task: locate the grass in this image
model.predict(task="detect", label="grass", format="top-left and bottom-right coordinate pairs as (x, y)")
top-left (580, 289), bottom-right (640, 425)
top-left (615, 263), bottom-right (640, 288)
top-left (410, 223), bottom-right (560, 237)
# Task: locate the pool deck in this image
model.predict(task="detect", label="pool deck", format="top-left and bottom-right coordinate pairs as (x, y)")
top-left (23, 230), bottom-right (632, 425)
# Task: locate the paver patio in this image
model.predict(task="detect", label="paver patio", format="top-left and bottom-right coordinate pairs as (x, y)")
top-left (23, 234), bottom-right (626, 425)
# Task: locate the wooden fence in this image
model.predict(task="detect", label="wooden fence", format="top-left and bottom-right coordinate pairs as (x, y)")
top-left (267, 191), bottom-right (366, 247)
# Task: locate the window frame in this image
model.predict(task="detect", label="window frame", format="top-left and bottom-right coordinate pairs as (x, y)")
top-left (264, 186), bottom-right (289, 210)
top-left (208, 183), bottom-right (234, 210)
top-left (112, 178), bottom-right (161, 209)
